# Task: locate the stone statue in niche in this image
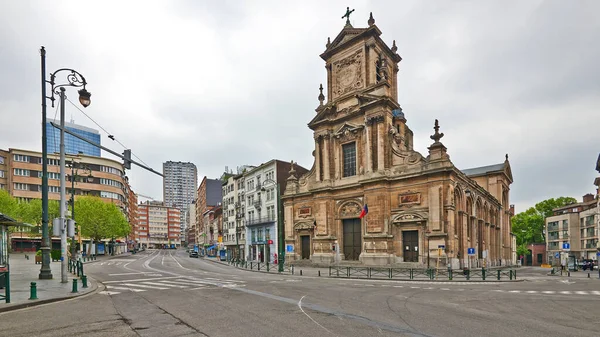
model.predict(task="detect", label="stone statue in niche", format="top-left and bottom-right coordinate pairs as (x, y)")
top-left (376, 54), bottom-right (389, 83)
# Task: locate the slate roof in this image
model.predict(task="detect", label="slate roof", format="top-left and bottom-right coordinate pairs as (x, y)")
top-left (461, 163), bottom-right (505, 177)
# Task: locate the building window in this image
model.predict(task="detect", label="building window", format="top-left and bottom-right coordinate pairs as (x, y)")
top-left (0, 170), bottom-right (4, 178)
top-left (14, 168), bottom-right (30, 176)
top-left (48, 186), bottom-right (59, 193)
top-left (13, 154), bottom-right (29, 162)
top-left (342, 142), bottom-right (356, 177)
top-left (14, 183), bottom-right (28, 190)
top-left (0, 156), bottom-right (4, 164)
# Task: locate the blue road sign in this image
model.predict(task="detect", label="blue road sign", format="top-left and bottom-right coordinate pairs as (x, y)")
top-left (554, 252), bottom-right (560, 259)
top-left (597, 251), bottom-right (600, 257)
top-left (286, 245), bottom-right (294, 252)
top-left (467, 248), bottom-right (475, 255)
top-left (562, 242), bottom-right (570, 250)
top-left (438, 245), bottom-right (445, 249)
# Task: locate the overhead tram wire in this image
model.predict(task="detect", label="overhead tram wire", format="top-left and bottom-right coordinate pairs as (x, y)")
top-left (64, 97), bottom-right (150, 167)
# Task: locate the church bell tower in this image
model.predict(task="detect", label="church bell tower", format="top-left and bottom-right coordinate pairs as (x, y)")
top-left (309, 10), bottom-right (411, 182)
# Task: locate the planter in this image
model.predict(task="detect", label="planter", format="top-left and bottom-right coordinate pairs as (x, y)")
top-left (35, 255), bottom-right (42, 264)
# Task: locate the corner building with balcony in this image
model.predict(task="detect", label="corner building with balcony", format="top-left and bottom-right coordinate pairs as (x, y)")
top-left (245, 160), bottom-right (307, 263)
top-left (282, 13), bottom-right (514, 268)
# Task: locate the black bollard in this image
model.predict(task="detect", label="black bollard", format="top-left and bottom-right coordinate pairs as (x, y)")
top-left (318, 270), bottom-right (321, 277)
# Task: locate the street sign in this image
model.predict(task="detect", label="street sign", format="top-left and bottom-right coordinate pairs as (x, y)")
top-left (467, 248), bottom-right (475, 256)
top-left (438, 245), bottom-right (445, 249)
top-left (286, 245), bottom-right (294, 252)
top-left (596, 251), bottom-right (600, 257)
top-left (554, 252), bottom-right (560, 259)
top-left (562, 242), bottom-right (570, 251)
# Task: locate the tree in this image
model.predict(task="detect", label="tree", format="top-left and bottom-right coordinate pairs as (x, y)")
top-left (16, 198), bottom-right (60, 226)
top-left (511, 196), bottom-right (578, 247)
top-left (0, 189), bottom-right (18, 218)
top-left (75, 196), bottom-right (130, 242)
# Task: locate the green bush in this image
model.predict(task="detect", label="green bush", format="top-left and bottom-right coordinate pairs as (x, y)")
top-left (36, 250), bottom-right (42, 256)
top-left (51, 250), bottom-right (61, 261)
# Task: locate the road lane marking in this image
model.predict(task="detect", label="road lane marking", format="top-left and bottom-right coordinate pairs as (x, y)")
top-left (106, 286), bottom-right (145, 292)
top-left (592, 291), bottom-right (600, 295)
top-left (103, 276), bottom-right (181, 284)
top-left (542, 291), bottom-right (555, 294)
top-left (142, 281), bottom-right (187, 288)
top-left (575, 291), bottom-right (588, 295)
top-left (121, 283), bottom-right (170, 290)
top-left (108, 272), bottom-right (161, 276)
top-left (559, 291), bottom-right (571, 295)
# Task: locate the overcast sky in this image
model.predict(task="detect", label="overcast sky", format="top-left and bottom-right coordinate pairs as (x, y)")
top-left (1, 1), bottom-right (598, 213)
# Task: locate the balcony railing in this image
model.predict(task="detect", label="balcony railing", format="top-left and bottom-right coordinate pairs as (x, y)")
top-left (253, 200), bottom-right (262, 209)
top-left (245, 215), bottom-right (276, 226)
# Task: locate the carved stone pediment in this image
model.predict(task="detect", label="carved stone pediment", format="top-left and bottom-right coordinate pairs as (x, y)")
top-left (333, 122), bottom-right (364, 143)
top-left (337, 200), bottom-right (363, 218)
top-left (392, 211), bottom-right (428, 224)
top-left (333, 49), bottom-right (364, 98)
top-left (294, 221), bottom-right (315, 231)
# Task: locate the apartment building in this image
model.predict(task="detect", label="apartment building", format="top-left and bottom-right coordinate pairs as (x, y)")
top-left (2, 147), bottom-right (135, 251)
top-left (222, 167), bottom-right (253, 260)
top-left (546, 194), bottom-right (598, 265)
top-left (0, 149), bottom-right (8, 190)
top-left (163, 161), bottom-right (197, 243)
top-left (195, 177), bottom-right (222, 245)
top-left (137, 201), bottom-right (181, 248)
top-left (244, 160), bottom-right (307, 263)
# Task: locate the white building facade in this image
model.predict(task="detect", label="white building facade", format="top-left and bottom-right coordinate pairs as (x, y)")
top-left (244, 161), bottom-right (282, 264)
top-left (222, 174), bottom-right (247, 260)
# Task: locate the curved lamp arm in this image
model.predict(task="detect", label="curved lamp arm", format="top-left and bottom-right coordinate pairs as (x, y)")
top-left (47, 68), bottom-right (91, 108)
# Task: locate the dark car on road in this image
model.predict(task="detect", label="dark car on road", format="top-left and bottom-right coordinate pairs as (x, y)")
top-left (189, 251), bottom-right (199, 258)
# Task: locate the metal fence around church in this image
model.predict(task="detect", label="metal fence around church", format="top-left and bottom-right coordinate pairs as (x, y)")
top-left (226, 258), bottom-right (517, 281)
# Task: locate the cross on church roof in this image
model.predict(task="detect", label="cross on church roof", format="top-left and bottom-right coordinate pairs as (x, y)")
top-left (342, 7), bottom-right (355, 27)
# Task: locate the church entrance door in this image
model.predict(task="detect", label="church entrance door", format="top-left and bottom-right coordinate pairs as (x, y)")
top-left (343, 219), bottom-right (361, 261)
top-left (403, 230), bottom-right (419, 262)
top-left (301, 236), bottom-right (310, 259)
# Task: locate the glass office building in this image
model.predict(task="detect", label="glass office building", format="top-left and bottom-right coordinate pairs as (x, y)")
top-left (46, 119), bottom-right (101, 157)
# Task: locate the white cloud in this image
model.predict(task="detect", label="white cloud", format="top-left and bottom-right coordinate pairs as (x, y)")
top-left (0, 0), bottom-right (598, 210)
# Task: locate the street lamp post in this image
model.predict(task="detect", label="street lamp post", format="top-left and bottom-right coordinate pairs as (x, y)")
top-left (261, 179), bottom-right (284, 273)
top-left (40, 46), bottom-right (91, 282)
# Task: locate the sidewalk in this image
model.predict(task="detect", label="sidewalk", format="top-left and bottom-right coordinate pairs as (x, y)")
top-left (0, 252), bottom-right (107, 313)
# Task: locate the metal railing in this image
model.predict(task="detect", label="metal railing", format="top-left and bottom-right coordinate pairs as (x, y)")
top-left (245, 215), bottom-right (276, 226)
top-left (224, 258), bottom-right (518, 281)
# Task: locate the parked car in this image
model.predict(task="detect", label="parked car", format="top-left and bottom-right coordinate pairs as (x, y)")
top-left (189, 251), bottom-right (199, 258)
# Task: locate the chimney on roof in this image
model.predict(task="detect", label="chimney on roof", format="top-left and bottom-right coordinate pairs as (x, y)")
top-left (582, 193), bottom-right (594, 203)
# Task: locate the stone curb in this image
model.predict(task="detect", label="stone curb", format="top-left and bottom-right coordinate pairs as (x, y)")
top-left (0, 275), bottom-right (100, 314)
top-left (201, 257), bottom-right (524, 282)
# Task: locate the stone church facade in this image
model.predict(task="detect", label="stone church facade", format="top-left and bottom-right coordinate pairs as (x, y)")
top-left (282, 13), bottom-right (514, 268)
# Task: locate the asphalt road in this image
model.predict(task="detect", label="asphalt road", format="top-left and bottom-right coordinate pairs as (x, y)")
top-left (1, 249), bottom-right (599, 337)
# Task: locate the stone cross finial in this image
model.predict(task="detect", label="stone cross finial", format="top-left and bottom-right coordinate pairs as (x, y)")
top-left (318, 84), bottom-right (325, 106)
top-left (342, 7), bottom-right (355, 27)
top-left (368, 12), bottom-right (375, 26)
top-left (430, 119), bottom-right (444, 143)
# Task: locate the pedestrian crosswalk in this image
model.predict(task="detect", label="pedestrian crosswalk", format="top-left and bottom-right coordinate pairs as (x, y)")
top-left (99, 277), bottom-right (245, 296)
top-left (346, 282), bottom-right (600, 296)
top-left (491, 289), bottom-right (600, 296)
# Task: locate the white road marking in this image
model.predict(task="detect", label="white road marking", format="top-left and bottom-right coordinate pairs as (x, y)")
top-left (121, 283), bottom-right (169, 290)
top-left (106, 286), bottom-right (146, 292)
top-left (108, 272), bottom-right (159, 276)
top-left (526, 291), bottom-right (538, 294)
top-left (509, 290), bottom-right (521, 293)
top-left (141, 281), bottom-right (187, 288)
top-left (298, 295), bottom-right (335, 335)
top-left (592, 291), bottom-right (600, 295)
top-left (559, 291), bottom-right (572, 295)
top-left (575, 291), bottom-right (588, 295)
top-left (103, 276), bottom-right (181, 284)
top-left (542, 291), bottom-right (555, 294)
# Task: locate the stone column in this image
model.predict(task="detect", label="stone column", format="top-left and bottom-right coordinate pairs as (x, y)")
top-left (377, 119), bottom-right (385, 170)
top-left (323, 136), bottom-right (331, 180)
top-left (365, 121), bottom-right (372, 173)
top-left (315, 137), bottom-right (321, 181)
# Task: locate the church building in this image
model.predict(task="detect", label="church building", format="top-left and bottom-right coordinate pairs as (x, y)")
top-left (282, 11), bottom-right (514, 268)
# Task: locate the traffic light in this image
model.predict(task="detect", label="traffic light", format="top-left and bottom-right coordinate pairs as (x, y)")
top-left (123, 149), bottom-right (132, 169)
